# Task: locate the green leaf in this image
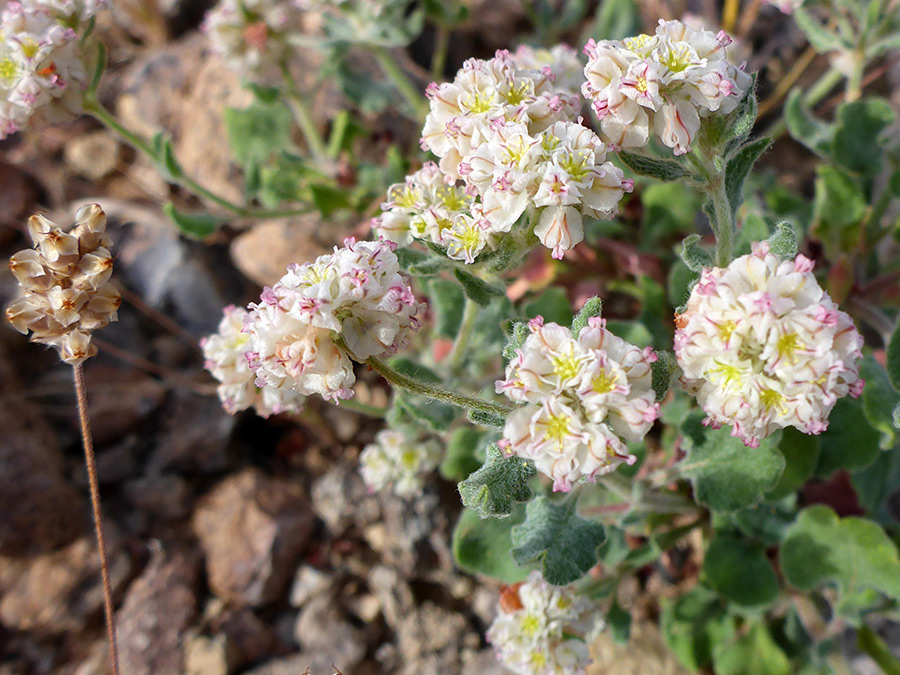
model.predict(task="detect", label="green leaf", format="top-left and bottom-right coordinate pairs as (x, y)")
top-left (832, 99), bottom-right (897, 177)
top-left (524, 287), bottom-right (573, 326)
top-left (857, 624), bottom-right (900, 675)
top-left (88, 41), bottom-right (106, 93)
top-left (502, 320), bottom-right (530, 365)
top-left (785, 90), bottom-right (835, 158)
top-left (408, 256), bottom-right (449, 276)
top-left (589, 0), bottom-right (639, 41)
top-left (680, 427), bottom-right (785, 512)
top-left (703, 535), bottom-right (779, 608)
top-left (794, 7), bottom-right (849, 52)
top-left (679, 233), bottom-right (712, 272)
top-left (159, 137), bottom-right (184, 180)
top-left (459, 444), bottom-right (536, 518)
top-left (452, 506), bottom-right (530, 582)
top-left (511, 496), bottom-right (606, 585)
top-left (223, 100), bottom-right (293, 166)
top-left (724, 75), bottom-right (759, 147)
top-left (453, 268), bottom-right (504, 306)
top-left (725, 137), bottom-right (772, 214)
top-left (816, 396), bottom-right (881, 477)
top-left (767, 220), bottom-right (799, 260)
top-left (641, 182), bottom-right (703, 247)
top-left (861, 356), bottom-right (900, 449)
top-left (888, 322), bottom-right (900, 391)
top-left (604, 320), bottom-right (653, 348)
top-left (650, 350), bottom-right (676, 402)
top-left (428, 279), bottom-right (465, 338)
top-left (668, 260), bottom-right (697, 310)
top-left (309, 183), bottom-right (352, 217)
top-left (661, 586), bottom-right (733, 670)
top-left (394, 393), bottom-right (457, 431)
top-left (731, 499), bottom-right (796, 546)
top-left (812, 166), bottom-right (867, 256)
top-left (734, 213), bottom-right (770, 258)
top-left (571, 297), bottom-right (603, 337)
top-left (618, 151), bottom-right (690, 182)
top-left (440, 427), bottom-right (485, 481)
top-left (768, 428), bottom-right (820, 499)
top-left (780, 505), bottom-right (900, 601)
top-left (395, 247), bottom-right (428, 269)
top-left (712, 622), bottom-right (791, 675)
top-left (163, 202), bottom-right (222, 239)
top-left (607, 598), bottom-right (632, 645)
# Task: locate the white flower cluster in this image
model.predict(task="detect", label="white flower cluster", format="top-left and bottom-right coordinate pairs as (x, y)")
top-left (0, 0), bottom-right (103, 139)
top-left (509, 43), bottom-right (584, 98)
top-left (487, 571), bottom-right (601, 675)
top-left (201, 305), bottom-right (304, 417)
top-left (359, 429), bottom-right (441, 497)
top-left (203, 238), bottom-right (424, 415)
top-left (674, 242), bottom-right (864, 447)
top-left (6, 204), bottom-right (120, 365)
top-left (582, 19), bottom-right (752, 155)
top-left (203, 0), bottom-right (305, 83)
top-left (496, 316), bottom-right (659, 492)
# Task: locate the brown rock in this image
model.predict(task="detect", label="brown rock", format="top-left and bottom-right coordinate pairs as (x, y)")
top-left (293, 593), bottom-right (367, 670)
top-left (81, 365), bottom-right (167, 446)
top-left (193, 468), bottom-right (315, 606)
top-left (229, 217), bottom-right (331, 287)
top-left (0, 527), bottom-right (131, 633)
top-left (64, 131), bottom-right (120, 181)
top-left (116, 548), bottom-right (198, 675)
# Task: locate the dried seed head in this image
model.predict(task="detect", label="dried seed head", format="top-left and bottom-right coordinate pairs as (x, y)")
top-left (5, 204), bottom-right (120, 364)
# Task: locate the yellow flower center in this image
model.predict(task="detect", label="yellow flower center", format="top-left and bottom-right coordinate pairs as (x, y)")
top-left (709, 360), bottom-right (743, 386)
top-left (551, 349), bottom-right (582, 381)
top-left (717, 320), bottom-right (737, 343)
top-left (400, 449), bottom-right (419, 469)
top-left (20, 38), bottom-right (40, 60)
top-left (559, 150), bottom-right (591, 181)
top-left (463, 90), bottom-right (494, 114)
top-left (502, 136), bottom-right (532, 165)
top-left (0, 58), bottom-right (18, 82)
top-left (390, 185), bottom-right (420, 209)
top-left (777, 332), bottom-right (803, 363)
top-left (453, 222), bottom-right (483, 254)
top-left (760, 388), bottom-right (785, 412)
top-left (660, 44), bottom-right (694, 73)
top-left (633, 75), bottom-right (649, 93)
top-left (591, 369), bottom-right (619, 394)
top-left (544, 412), bottom-right (571, 446)
top-left (437, 186), bottom-right (467, 212)
top-left (521, 614), bottom-right (541, 636)
top-left (502, 80), bottom-right (531, 105)
top-left (624, 34), bottom-right (652, 52)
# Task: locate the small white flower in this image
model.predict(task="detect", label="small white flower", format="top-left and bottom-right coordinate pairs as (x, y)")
top-left (487, 571), bottom-right (602, 675)
top-left (359, 429), bottom-right (442, 497)
top-left (674, 242), bottom-right (864, 447)
top-left (497, 316), bottom-right (658, 491)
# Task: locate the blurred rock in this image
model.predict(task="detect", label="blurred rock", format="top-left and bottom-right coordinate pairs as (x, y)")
top-left (461, 649), bottom-right (509, 675)
top-left (0, 157), bottom-right (42, 235)
top-left (289, 565), bottom-right (334, 608)
top-left (589, 621), bottom-right (689, 675)
top-left (193, 468), bottom-right (314, 606)
top-left (148, 392), bottom-right (234, 474)
top-left (0, 345), bottom-right (85, 555)
top-left (367, 565), bottom-right (414, 628)
top-left (230, 218), bottom-right (330, 287)
top-left (310, 465), bottom-right (380, 535)
top-left (64, 132), bottom-right (120, 181)
top-left (394, 602), bottom-right (473, 675)
top-left (294, 594), bottom-right (367, 670)
top-left (125, 472), bottom-right (192, 520)
top-left (244, 653), bottom-right (339, 675)
top-left (184, 634), bottom-right (232, 675)
top-left (0, 526), bottom-right (131, 633)
top-left (117, 547), bottom-right (199, 675)
top-left (82, 365), bottom-right (167, 446)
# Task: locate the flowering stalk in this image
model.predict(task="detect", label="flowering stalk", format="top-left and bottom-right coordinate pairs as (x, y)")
top-left (280, 63), bottom-right (328, 164)
top-left (707, 167), bottom-right (734, 267)
top-left (371, 46), bottom-right (428, 120)
top-left (82, 95), bottom-right (312, 219)
top-left (365, 353), bottom-right (513, 418)
top-left (73, 363), bottom-right (120, 675)
top-left (445, 295), bottom-right (479, 375)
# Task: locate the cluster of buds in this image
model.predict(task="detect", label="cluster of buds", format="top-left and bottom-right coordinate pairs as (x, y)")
top-left (496, 317), bottom-right (659, 492)
top-left (359, 429), bottom-right (442, 497)
top-left (202, 0), bottom-right (306, 83)
top-left (487, 571), bottom-right (601, 675)
top-left (582, 19), bottom-right (752, 155)
top-left (6, 204), bottom-right (120, 364)
top-left (674, 243), bottom-right (864, 447)
top-left (201, 305), bottom-right (304, 417)
top-left (203, 238), bottom-right (424, 415)
top-left (0, 0), bottom-right (104, 139)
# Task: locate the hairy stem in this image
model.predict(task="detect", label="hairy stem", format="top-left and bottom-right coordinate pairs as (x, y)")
top-left (73, 364), bottom-right (120, 675)
top-left (445, 296), bottom-right (479, 375)
top-left (430, 24), bottom-right (451, 82)
top-left (708, 174), bottom-right (734, 267)
top-left (336, 397), bottom-right (388, 418)
top-left (366, 355), bottom-right (512, 417)
top-left (372, 47), bottom-right (429, 121)
top-left (281, 65), bottom-right (329, 163)
top-left (83, 96), bottom-right (311, 219)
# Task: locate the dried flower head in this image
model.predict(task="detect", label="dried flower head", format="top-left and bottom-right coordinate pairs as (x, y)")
top-left (674, 242), bottom-right (864, 447)
top-left (0, 0), bottom-right (103, 138)
top-left (582, 19), bottom-right (752, 155)
top-left (359, 429), bottom-right (441, 497)
top-left (6, 204), bottom-right (120, 364)
top-left (487, 571), bottom-right (602, 675)
top-left (496, 316), bottom-right (659, 491)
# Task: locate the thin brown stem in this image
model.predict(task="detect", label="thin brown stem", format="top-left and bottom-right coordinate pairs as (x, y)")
top-left (72, 363), bottom-right (121, 675)
top-left (114, 283), bottom-right (200, 352)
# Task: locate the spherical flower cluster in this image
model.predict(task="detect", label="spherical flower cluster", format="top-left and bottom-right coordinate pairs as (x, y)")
top-left (464, 119), bottom-right (631, 259)
top-left (237, 238), bottom-right (424, 404)
top-left (582, 19), bottom-right (752, 155)
top-left (201, 305), bottom-right (304, 417)
top-left (202, 0), bottom-right (305, 83)
top-left (674, 242), bottom-right (864, 447)
top-left (496, 316), bottom-right (659, 492)
top-left (510, 44), bottom-right (584, 98)
top-left (374, 161), bottom-right (480, 262)
top-left (421, 50), bottom-right (580, 181)
top-left (0, 0), bottom-right (103, 139)
top-left (359, 429), bottom-right (442, 497)
top-left (6, 204), bottom-right (120, 364)
top-left (487, 571), bottom-right (602, 675)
